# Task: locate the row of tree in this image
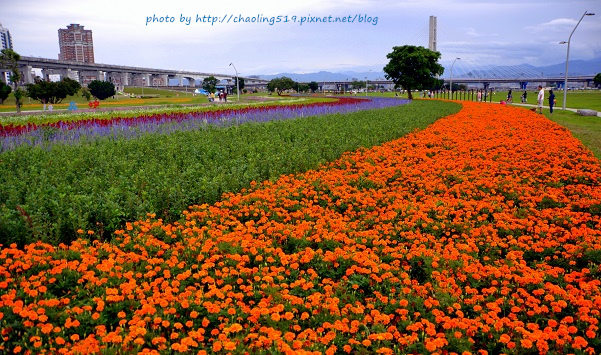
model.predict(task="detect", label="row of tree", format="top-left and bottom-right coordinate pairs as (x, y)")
top-left (0, 48), bottom-right (117, 111)
top-left (0, 77), bottom-right (116, 106)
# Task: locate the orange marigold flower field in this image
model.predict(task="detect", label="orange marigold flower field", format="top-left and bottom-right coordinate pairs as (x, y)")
top-left (1, 101), bottom-right (600, 354)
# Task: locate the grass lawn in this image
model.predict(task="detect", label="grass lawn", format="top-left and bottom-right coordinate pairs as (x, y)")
top-left (496, 89), bottom-right (601, 111)
top-left (543, 109), bottom-right (601, 159)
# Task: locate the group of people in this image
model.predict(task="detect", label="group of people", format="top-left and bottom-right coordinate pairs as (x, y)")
top-left (511, 87), bottom-right (556, 114)
top-left (207, 91), bottom-right (228, 103)
top-left (536, 85), bottom-right (556, 114)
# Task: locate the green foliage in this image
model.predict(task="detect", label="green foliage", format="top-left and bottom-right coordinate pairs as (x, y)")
top-left (297, 83), bottom-right (310, 93)
top-left (0, 101), bottom-right (460, 246)
top-left (383, 45), bottom-right (444, 99)
top-left (309, 81), bottom-right (319, 93)
top-left (236, 77), bottom-right (245, 90)
top-left (202, 76), bottom-right (219, 94)
top-left (13, 88), bottom-right (25, 113)
top-left (0, 48), bottom-right (22, 112)
top-left (0, 81), bottom-right (11, 104)
top-left (0, 48), bottom-right (21, 87)
top-left (26, 78), bottom-right (81, 104)
top-left (268, 77), bottom-right (297, 95)
top-left (81, 87), bottom-right (92, 101)
top-left (594, 73), bottom-right (601, 87)
top-left (88, 80), bottom-right (116, 100)
top-left (351, 80), bottom-right (366, 90)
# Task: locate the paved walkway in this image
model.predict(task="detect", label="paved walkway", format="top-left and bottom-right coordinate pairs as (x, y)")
top-left (511, 103), bottom-right (601, 117)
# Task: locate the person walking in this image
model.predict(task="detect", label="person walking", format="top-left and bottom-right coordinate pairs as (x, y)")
top-left (537, 85), bottom-right (544, 114)
top-left (548, 89), bottom-right (556, 114)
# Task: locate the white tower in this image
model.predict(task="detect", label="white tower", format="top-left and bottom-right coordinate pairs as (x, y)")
top-left (429, 16), bottom-right (437, 52)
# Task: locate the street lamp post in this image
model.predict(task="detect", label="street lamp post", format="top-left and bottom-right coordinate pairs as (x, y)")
top-left (561, 11), bottom-right (595, 110)
top-left (229, 62), bottom-right (240, 102)
top-left (449, 57), bottom-right (460, 100)
top-left (365, 70), bottom-right (374, 97)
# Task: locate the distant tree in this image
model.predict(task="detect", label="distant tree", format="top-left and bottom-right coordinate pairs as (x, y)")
top-left (309, 81), bottom-right (319, 93)
top-left (0, 48), bottom-right (24, 112)
top-left (0, 82), bottom-right (11, 104)
top-left (431, 78), bottom-right (445, 91)
top-left (350, 80), bottom-right (366, 90)
top-left (298, 83), bottom-right (310, 93)
top-left (202, 76), bottom-right (219, 94)
top-left (26, 77), bottom-right (81, 104)
top-left (383, 45), bottom-right (444, 99)
top-left (88, 80), bottom-right (116, 100)
top-left (267, 77), bottom-right (296, 96)
top-left (595, 73), bottom-right (601, 88)
top-left (232, 77), bottom-right (245, 94)
top-left (81, 87), bottom-right (92, 101)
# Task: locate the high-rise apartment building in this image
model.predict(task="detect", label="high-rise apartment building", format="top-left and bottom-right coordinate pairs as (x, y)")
top-left (58, 24), bottom-right (94, 63)
top-left (0, 23), bottom-right (13, 50)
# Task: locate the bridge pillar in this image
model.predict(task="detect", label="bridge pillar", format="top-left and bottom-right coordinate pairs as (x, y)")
top-left (106, 72), bottom-right (124, 91)
top-left (59, 68), bottom-right (79, 82)
top-left (41, 69), bottom-right (54, 81)
top-left (79, 70), bottom-right (104, 85)
top-left (151, 74), bottom-right (168, 87)
top-left (133, 73), bottom-right (151, 87)
top-left (121, 72), bottom-right (130, 86)
top-left (584, 80), bottom-right (591, 89)
top-left (519, 81), bottom-right (528, 90)
top-left (20, 65), bottom-right (35, 84)
top-left (143, 73), bottom-right (151, 86)
top-left (184, 77), bottom-right (196, 86)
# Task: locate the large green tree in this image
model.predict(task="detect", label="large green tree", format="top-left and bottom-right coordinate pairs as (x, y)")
top-left (202, 76), bottom-right (219, 94)
top-left (0, 48), bottom-right (24, 112)
top-left (88, 80), bottom-right (116, 100)
top-left (383, 45), bottom-right (444, 100)
top-left (267, 77), bottom-right (296, 96)
top-left (0, 82), bottom-right (11, 104)
top-left (26, 77), bottom-right (81, 104)
top-left (350, 80), bottom-right (366, 90)
top-left (309, 81), bottom-right (319, 93)
top-left (594, 73), bottom-right (601, 88)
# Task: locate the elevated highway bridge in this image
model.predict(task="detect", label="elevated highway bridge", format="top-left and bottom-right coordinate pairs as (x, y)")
top-left (316, 75), bottom-right (597, 91)
top-left (0, 56), bottom-right (269, 89)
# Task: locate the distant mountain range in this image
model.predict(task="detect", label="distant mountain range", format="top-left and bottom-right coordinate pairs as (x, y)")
top-left (253, 58), bottom-right (601, 82)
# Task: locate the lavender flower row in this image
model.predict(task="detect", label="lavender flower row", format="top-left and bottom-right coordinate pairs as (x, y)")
top-left (0, 97), bottom-right (410, 151)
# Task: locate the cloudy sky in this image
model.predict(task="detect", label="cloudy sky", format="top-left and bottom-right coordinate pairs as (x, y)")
top-left (2, 0), bottom-right (600, 77)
